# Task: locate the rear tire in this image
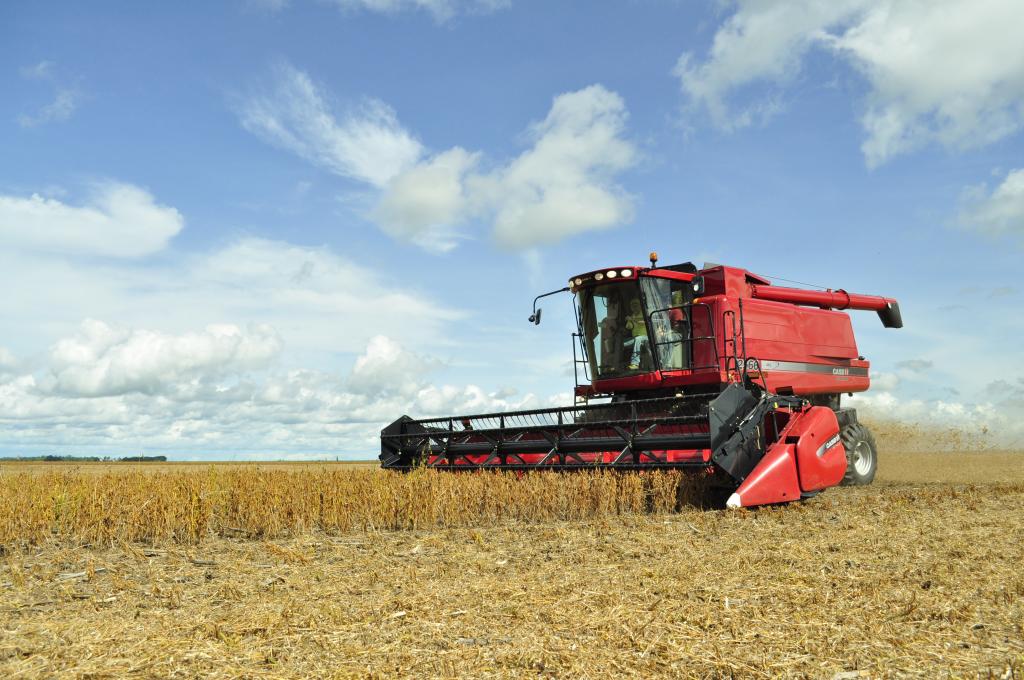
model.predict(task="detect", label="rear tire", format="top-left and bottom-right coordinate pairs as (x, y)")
top-left (840, 422), bottom-right (877, 486)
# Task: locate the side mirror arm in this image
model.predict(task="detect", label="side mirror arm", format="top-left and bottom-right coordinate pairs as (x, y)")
top-left (529, 287), bottom-right (570, 325)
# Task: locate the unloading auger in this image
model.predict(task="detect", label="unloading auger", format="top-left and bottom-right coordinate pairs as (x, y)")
top-left (380, 255), bottom-right (902, 508)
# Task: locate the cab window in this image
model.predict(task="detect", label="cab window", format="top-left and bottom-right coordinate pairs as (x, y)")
top-left (578, 282), bottom-right (653, 379)
top-left (641, 276), bottom-right (691, 371)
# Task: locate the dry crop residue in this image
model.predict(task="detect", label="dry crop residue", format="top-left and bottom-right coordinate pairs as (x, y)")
top-left (1, 450), bottom-right (1023, 678)
top-left (0, 467), bottom-right (706, 544)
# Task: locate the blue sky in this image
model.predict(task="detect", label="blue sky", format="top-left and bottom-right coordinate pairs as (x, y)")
top-left (1, 0), bottom-right (1023, 458)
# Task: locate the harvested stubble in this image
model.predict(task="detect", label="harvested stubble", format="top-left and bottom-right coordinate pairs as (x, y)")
top-left (2, 479), bottom-right (1024, 678)
top-left (0, 467), bottom-right (706, 546)
top-left (2, 451), bottom-right (1024, 678)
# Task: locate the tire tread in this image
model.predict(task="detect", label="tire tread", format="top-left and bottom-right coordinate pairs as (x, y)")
top-left (840, 422), bottom-right (878, 486)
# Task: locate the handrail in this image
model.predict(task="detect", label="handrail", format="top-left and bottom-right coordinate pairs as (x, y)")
top-left (645, 302), bottom-right (720, 372)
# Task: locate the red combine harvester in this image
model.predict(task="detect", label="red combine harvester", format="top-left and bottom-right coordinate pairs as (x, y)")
top-left (380, 255), bottom-right (902, 508)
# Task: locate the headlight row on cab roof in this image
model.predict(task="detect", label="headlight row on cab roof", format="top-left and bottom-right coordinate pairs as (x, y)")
top-left (569, 269), bottom-right (635, 290)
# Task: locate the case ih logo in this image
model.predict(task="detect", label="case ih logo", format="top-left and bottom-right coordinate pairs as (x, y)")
top-left (832, 367), bottom-right (850, 376)
top-left (817, 433), bottom-right (842, 457)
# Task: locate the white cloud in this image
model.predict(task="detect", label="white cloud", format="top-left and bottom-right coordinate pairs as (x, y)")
top-left (0, 234), bottom-right (463, 364)
top-left (0, 183), bottom-right (184, 258)
top-left (181, 238), bottom-right (464, 352)
top-left (959, 168), bottom-right (1024, 236)
top-left (480, 85), bottom-right (637, 248)
top-left (374, 84), bottom-right (637, 250)
top-left (674, 0), bottom-right (864, 129)
top-left (44, 320), bottom-right (283, 398)
top-left (0, 331), bottom-right (537, 457)
top-left (677, 0), bottom-right (1024, 166)
top-left (328, 0), bottom-right (509, 23)
top-left (8, 318), bottom-right (1017, 455)
top-left (348, 335), bottom-right (441, 395)
top-left (238, 63), bottom-right (423, 187)
top-left (870, 370), bottom-right (900, 392)
top-left (373, 147), bottom-right (480, 252)
top-left (240, 66), bottom-right (637, 251)
top-left (0, 178), bottom-right (544, 458)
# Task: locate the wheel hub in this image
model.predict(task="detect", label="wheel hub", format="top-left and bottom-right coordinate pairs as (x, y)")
top-left (852, 440), bottom-right (874, 476)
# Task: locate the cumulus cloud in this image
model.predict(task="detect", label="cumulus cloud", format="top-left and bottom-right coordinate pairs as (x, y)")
top-left (674, 0), bottom-right (863, 129)
top-left (241, 66), bottom-right (638, 251)
top-left (238, 63), bottom-right (423, 187)
top-left (6, 321), bottom-right (1020, 455)
top-left (870, 370), bottom-right (900, 392)
top-left (328, 0), bottom-right (509, 23)
top-left (470, 85), bottom-right (637, 248)
top-left (0, 176), bottom-right (478, 457)
top-left (377, 85), bottom-right (636, 250)
top-left (348, 335), bottom-right (441, 395)
top-left (0, 331), bottom-right (538, 457)
top-left (373, 148), bottom-right (481, 252)
top-left (676, 0), bottom-right (1024, 166)
top-left (959, 168), bottom-right (1024, 237)
top-left (43, 320), bottom-right (283, 397)
top-left (0, 183), bottom-right (184, 258)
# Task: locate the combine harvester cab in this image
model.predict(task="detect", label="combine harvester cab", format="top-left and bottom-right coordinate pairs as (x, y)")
top-left (381, 255), bottom-right (901, 509)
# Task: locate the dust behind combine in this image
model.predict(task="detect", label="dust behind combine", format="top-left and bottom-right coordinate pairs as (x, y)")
top-left (2, 429), bottom-right (1023, 678)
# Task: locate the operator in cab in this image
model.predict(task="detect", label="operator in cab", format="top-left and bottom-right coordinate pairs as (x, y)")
top-left (624, 298), bottom-right (648, 370)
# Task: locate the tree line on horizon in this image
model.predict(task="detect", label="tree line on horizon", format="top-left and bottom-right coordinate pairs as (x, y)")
top-left (5, 455), bottom-right (169, 462)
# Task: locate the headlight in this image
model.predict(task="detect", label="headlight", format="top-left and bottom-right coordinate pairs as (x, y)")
top-left (595, 272), bottom-right (604, 281)
top-left (620, 269), bottom-right (632, 277)
top-left (606, 270), bottom-right (618, 279)
top-left (574, 278), bottom-right (583, 286)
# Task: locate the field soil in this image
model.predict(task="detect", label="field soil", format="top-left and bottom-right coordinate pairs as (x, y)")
top-left (2, 447), bottom-right (1023, 678)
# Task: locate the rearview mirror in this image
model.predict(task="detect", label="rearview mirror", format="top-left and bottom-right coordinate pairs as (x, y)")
top-left (691, 276), bottom-right (705, 296)
top-left (528, 308), bottom-right (543, 325)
